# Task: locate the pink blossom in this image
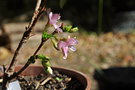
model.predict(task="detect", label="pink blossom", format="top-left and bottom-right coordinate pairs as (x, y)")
top-left (57, 37), bottom-right (78, 59)
top-left (48, 12), bottom-right (62, 33)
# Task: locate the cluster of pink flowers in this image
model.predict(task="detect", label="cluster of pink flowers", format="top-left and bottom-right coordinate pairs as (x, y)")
top-left (47, 10), bottom-right (78, 59)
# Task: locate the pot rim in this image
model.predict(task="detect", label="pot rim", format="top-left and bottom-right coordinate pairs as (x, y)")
top-left (0, 65), bottom-right (91, 90)
top-left (52, 66), bottom-right (91, 90)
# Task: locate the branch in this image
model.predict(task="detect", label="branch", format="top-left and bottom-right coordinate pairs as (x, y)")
top-left (10, 31), bottom-right (57, 79)
top-left (7, 0), bottom-right (46, 73)
top-left (2, 0), bottom-right (46, 89)
top-left (35, 0), bottom-right (42, 11)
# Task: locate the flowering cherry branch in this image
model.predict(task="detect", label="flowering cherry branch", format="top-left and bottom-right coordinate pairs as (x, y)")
top-left (2, 1), bottom-right (79, 89)
top-left (10, 10), bottom-right (79, 79)
top-left (7, 10), bottom-right (63, 81)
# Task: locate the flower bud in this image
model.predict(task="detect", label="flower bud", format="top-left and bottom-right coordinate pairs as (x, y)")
top-left (69, 27), bottom-right (79, 33)
top-left (46, 67), bottom-right (53, 74)
top-left (63, 25), bottom-right (72, 32)
top-left (51, 38), bottom-right (59, 50)
top-left (62, 25), bottom-right (79, 33)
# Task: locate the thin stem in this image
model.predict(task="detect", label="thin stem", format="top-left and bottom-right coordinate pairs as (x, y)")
top-left (10, 41), bottom-right (45, 79)
top-left (7, 38), bottom-right (25, 72)
top-left (33, 31), bottom-right (56, 56)
top-left (35, 0), bottom-right (42, 11)
top-left (33, 40), bottom-right (45, 56)
top-left (10, 31), bottom-right (57, 80)
top-left (1, 66), bottom-right (8, 90)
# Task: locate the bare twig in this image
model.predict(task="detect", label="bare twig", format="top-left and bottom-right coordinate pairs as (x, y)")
top-left (2, 0), bottom-right (46, 89)
top-left (40, 76), bottom-right (52, 85)
top-left (35, 76), bottom-right (52, 89)
top-left (35, 0), bottom-right (42, 11)
top-left (7, 0), bottom-right (46, 73)
top-left (2, 65), bottom-right (9, 90)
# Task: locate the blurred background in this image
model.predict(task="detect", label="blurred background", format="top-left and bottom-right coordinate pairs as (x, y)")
top-left (0, 0), bottom-right (135, 90)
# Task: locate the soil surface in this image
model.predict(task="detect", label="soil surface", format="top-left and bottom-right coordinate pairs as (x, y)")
top-left (0, 70), bottom-right (85, 90)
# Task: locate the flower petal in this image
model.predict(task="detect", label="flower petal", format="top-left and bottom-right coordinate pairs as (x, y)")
top-left (57, 37), bottom-right (78, 59)
top-left (53, 24), bottom-right (63, 33)
top-left (52, 14), bottom-right (60, 22)
top-left (69, 46), bottom-right (76, 51)
top-left (49, 12), bottom-right (53, 22)
top-left (58, 41), bottom-right (67, 49)
top-left (67, 38), bottom-right (78, 46)
top-left (48, 11), bottom-right (62, 33)
top-left (49, 12), bottom-right (60, 25)
top-left (62, 47), bottom-right (68, 59)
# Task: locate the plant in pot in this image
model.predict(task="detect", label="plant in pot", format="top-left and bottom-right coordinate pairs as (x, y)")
top-left (0, 0), bottom-right (90, 90)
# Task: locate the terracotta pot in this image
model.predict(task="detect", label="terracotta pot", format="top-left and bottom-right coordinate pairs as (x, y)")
top-left (2, 65), bottom-right (91, 90)
top-left (94, 67), bottom-right (135, 90)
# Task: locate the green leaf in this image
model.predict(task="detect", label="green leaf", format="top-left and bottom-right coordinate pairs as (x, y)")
top-left (63, 25), bottom-right (72, 32)
top-left (60, 0), bottom-right (67, 8)
top-left (69, 27), bottom-right (79, 33)
top-left (62, 25), bottom-right (79, 33)
top-left (42, 32), bottom-right (54, 40)
top-left (36, 54), bottom-right (50, 62)
top-left (42, 61), bottom-right (51, 67)
top-left (55, 77), bottom-right (63, 81)
top-left (36, 54), bottom-right (53, 74)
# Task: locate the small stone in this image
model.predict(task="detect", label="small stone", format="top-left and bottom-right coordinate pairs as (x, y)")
top-left (46, 84), bottom-right (51, 89)
top-left (49, 81), bottom-right (53, 84)
top-left (59, 82), bottom-right (65, 88)
top-left (52, 79), bottom-right (56, 83)
top-left (64, 77), bottom-right (71, 83)
top-left (7, 80), bottom-right (21, 90)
